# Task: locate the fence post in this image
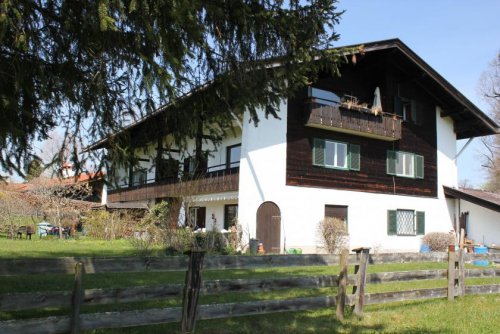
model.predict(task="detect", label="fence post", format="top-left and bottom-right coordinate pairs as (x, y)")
top-left (447, 246), bottom-right (455, 301)
top-left (458, 249), bottom-right (465, 297)
top-left (336, 249), bottom-right (349, 320)
top-left (181, 250), bottom-right (205, 333)
top-left (352, 247), bottom-right (370, 318)
top-left (70, 262), bottom-right (84, 334)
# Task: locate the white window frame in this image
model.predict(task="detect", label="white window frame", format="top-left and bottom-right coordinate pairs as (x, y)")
top-left (396, 151), bottom-right (414, 178)
top-left (324, 140), bottom-right (348, 170)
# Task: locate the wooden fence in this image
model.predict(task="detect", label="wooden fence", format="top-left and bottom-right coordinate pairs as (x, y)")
top-left (0, 251), bottom-right (499, 333)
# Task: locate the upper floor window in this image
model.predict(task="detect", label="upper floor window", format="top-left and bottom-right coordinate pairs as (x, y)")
top-left (226, 144), bottom-right (241, 169)
top-left (313, 138), bottom-right (360, 171)
top-left (131, 168), bottom-right (147, 186)
top-left (386, 150), bottom-right (424, 179)
top-left (308, 87), bottom-right (340, 106)
top-left (394, 96), bottom-right (423, 125)
top-left (387, 209), bottom-right (425, 236)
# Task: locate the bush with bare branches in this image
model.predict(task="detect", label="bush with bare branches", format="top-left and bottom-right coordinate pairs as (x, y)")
top-left (422, 232), bottom-right (455, 252)
top-left (317, 217), bottom-right (348, 254)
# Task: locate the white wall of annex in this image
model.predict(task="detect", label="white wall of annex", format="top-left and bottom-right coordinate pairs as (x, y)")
top-left (460, 200), bottom-right (500, 246)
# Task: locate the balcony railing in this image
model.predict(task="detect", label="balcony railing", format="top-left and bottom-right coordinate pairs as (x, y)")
top-left (305, 99), bottom-right (402, 141)
top-left (108, 164), bottom-right (239, 203)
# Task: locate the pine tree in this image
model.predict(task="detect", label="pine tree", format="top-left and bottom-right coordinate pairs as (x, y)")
top-left (0, 0), bottom-right (350, 177)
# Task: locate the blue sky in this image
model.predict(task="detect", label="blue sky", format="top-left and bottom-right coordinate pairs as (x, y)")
top-left (335, 0), bottom-right (499, 187)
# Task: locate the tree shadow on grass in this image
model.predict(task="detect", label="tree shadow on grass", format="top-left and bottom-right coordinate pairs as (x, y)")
top-left (155, 308), bottom-right (448, 334)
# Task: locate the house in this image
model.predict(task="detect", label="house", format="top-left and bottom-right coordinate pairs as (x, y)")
top-left (89, 39), bottom-right (499, 253)
top-left (443, 186), bottom-right (500, 246)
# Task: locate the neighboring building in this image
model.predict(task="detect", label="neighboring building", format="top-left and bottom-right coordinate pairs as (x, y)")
top-left (89, 39), bottom-right (499, 253)
top-left (444, 186), bottom-right (500, 246)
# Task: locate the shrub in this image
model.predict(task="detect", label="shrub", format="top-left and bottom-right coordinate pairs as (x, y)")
top-left (422, 232), bottom-right (455, 251)
top-left (317, 217), bottom-right (348, 254)
top-left (82, 210), bottom-right (137, 240)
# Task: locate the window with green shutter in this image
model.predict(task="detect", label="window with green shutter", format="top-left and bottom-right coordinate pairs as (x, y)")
top-left (386, 151), bottom-right (424, 179)
top-left (387, 209), bottom-right (425, 236)
top-left (313, 138), bottom-right (360, 171)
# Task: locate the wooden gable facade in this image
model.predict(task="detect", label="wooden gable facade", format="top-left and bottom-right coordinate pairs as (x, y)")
top-left (286, 44), bottom-right (446, 198)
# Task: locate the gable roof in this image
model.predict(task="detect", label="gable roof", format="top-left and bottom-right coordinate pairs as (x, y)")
top-left (443, 186), bottom-right (500, 213)
top-left (88, 38), bottom-right (499, 150)
top-left (357, 39), bottom-right (498, 139)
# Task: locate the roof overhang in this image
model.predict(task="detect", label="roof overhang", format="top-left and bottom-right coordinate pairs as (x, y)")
top-left (443, 186), bottom-right (500, 213)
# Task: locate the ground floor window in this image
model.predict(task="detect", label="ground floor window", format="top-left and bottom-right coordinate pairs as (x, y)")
top-left (189, 206), bottom-right (206, 229)
top-left (387, 209), bottom-right (425, 236)
top-left (224, 204), bottom-right (238, 230)
top-left (325, 205), bottom-right (348, 229)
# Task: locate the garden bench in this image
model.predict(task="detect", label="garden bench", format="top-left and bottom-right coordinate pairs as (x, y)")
top-left (17, 226), bottom-right (34, 240)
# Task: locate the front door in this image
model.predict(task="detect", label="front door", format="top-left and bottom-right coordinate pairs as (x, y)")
top-left (256, 202), bottom-right (281, 253)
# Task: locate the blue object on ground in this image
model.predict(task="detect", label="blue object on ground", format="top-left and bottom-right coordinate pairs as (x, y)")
top-left (420, 244), bottom-right (430, 253)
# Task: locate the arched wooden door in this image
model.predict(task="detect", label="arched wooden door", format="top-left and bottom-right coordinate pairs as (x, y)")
top-left (256, 201), bottom-right (281, 253)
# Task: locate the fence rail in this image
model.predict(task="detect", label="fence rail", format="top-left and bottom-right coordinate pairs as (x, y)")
top-left (0, 251), bottom-right (499, 333)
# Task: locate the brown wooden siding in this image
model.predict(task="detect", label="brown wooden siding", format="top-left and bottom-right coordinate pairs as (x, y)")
top-left (108, 173), bottom-right (239, 202)
top-left (286, 56), bottom-right (438, 197)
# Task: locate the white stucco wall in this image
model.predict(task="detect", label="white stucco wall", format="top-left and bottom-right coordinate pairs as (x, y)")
top-left (436, 107), bottom-right (458, 194)
top-left (237, 100), bottom-right (459, 253)
top-left (460, 200), bottom-right (500, 246)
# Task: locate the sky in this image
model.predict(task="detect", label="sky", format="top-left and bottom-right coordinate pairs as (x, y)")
top-left (335, 0), bottom-right (499, 187)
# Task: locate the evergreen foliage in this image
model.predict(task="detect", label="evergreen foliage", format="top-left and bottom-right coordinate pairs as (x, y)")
top-left (0, 0), bottom-right (350, 177)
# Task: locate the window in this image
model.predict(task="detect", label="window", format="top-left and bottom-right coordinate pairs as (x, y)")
top-left (313, 138), bottom-right (360, 171)
top-left (325, 205), bottom-right (348, 229)
top-left (308, 87), bottom-right (341, 106)
top-left (224, 204), bottom-right (238, 230)
top-left (394, 96), bottom-right (423, 125)
top-left (226, 144), bottom-right (241, 169)
top-left (189, 207), bottom-right (206, 229)
top-left (387, 151), bottom-right (424, 179)
top-left (131, 168), bottom-right (147, 186)
top-left (387, 210), bottom-right (425, 236)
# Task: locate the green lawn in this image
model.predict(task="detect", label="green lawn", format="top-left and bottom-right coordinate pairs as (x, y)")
top-left (0, 237), bottom-right (165, 258)
top-left (84, 294), bottom-right (500, 334)
top-left (1, 237), bottom-right (499, 333)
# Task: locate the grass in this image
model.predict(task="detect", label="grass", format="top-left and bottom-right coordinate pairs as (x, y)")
top-left (0, 237), bottom-right (166, 258)
top-left (0, 238), bottom-right (498, 333)
top-left (83, 294), bottom-right (500, 334)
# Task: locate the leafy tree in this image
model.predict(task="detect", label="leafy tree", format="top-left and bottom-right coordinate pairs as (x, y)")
top-left (478, 52), bottom-right (500, 191)
top-left (0, 0), bottom-right (350, 178)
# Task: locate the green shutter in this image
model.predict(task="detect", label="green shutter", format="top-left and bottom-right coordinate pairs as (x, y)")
top-left (387, 150), bottom-right (397, 175)
top-left (388, 210), bottom-right (397, 235)
top-left (394, 96), bottom-right (402, 116)
top-left (313, 138), bottom-right (325, 166)
top-left (349, 144), bottom-right (360, 171)
top-left (416, 211), bottom-right (425, 235)
top-left (411, 99), bottom-right (418, 123)
top-left (414, 155), bottom-right (424, 179)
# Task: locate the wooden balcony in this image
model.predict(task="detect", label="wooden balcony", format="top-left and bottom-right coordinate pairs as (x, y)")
top-left (305, 99), bottom-right (402, 141)
top-left (108, 168), bottom-right (239, 203)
